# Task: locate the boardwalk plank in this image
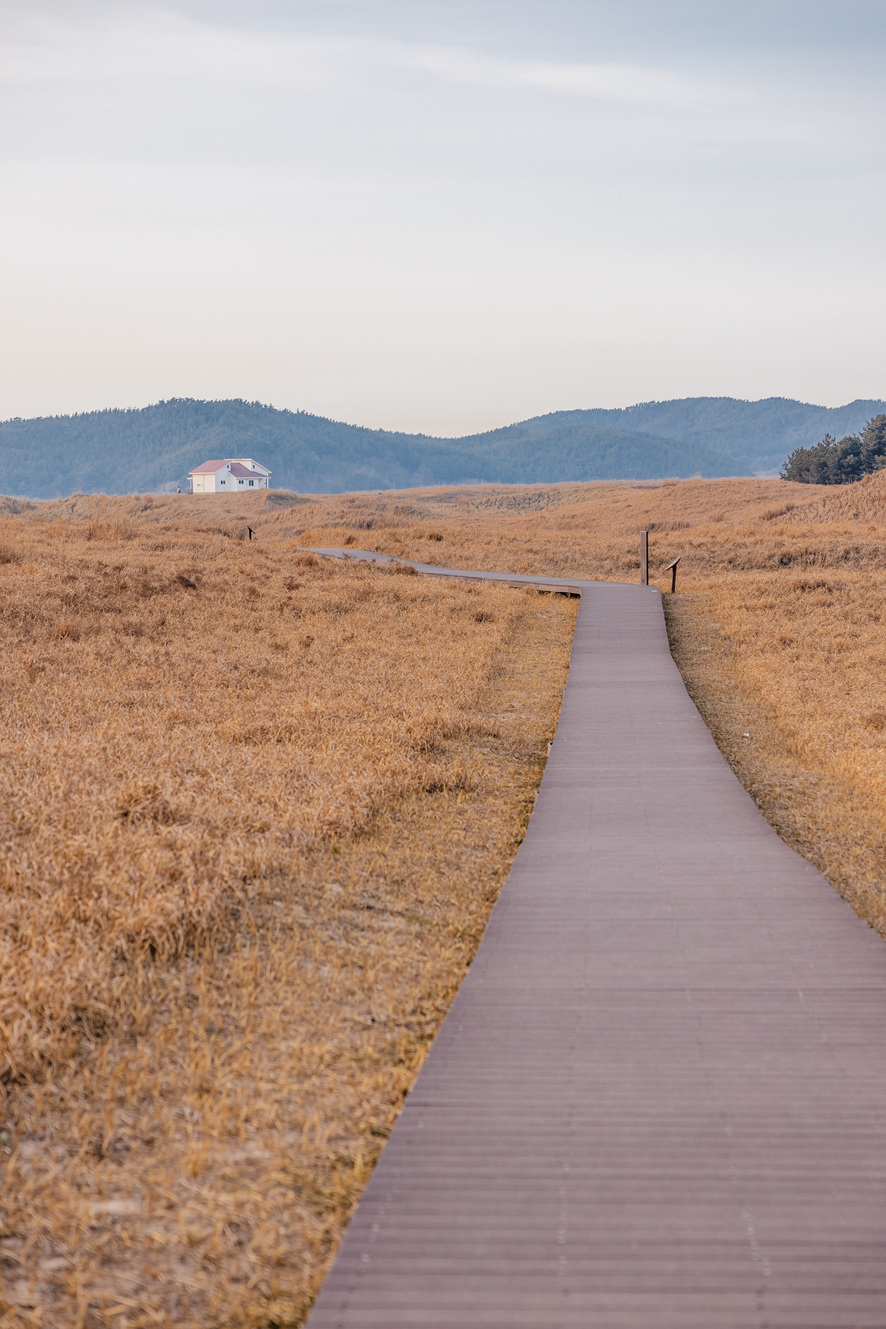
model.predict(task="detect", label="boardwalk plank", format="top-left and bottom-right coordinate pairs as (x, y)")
top-left (306, 561), bottom-right (886, 1328)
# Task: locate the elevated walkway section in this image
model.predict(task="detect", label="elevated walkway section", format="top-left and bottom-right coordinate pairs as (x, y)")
top-left (307, 554), bottom-right (886, 1328)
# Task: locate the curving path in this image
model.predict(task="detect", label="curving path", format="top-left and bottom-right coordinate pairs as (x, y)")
top-left (306, 551), bottom-right (886, 1328)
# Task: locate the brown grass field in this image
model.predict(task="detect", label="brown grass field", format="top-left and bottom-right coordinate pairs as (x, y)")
top-left (0, 500), bottom-right (575, 1326)
top-left (2, 472), bottom-right (886, 1325)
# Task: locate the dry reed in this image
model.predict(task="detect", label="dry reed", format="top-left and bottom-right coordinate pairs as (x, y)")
top-left (0, 505), bottom-right (574, 1325)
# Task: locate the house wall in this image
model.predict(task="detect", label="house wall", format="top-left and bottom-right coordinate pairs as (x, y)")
top-left (189, 462), bottom-right (271, 492)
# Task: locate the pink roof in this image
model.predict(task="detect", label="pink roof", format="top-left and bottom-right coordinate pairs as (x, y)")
top-left (189, 460), bottom-right (229, 474)
top-left (188, 459), bottom-right (271, 477)
top-left (228, 462), bottom-right (268, 478)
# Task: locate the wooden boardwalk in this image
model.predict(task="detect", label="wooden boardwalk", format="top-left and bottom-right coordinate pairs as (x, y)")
top-left (307, 553), bottom-right (886, 1328)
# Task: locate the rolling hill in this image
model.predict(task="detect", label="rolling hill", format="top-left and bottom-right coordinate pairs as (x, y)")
top-left (1, 396), bottom-right (883, 498)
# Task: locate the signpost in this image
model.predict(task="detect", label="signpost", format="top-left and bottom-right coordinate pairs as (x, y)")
top-left (665, 557), bottom-right (681, 593)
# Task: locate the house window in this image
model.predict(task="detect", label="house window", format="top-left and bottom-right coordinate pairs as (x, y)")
top-left (249, 480), bottom-right (254, 486)
top-left (220, 479), bottom-right (225, 485)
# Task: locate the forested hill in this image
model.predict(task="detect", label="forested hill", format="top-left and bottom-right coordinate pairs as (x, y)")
top-left (1, 396), bottom-right (883, 498)
top-left (519, 398), bottom-right (886, 476)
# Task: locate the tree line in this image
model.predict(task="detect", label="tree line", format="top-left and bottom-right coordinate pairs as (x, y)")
top-left (781, 414), bottom-right (886, 484)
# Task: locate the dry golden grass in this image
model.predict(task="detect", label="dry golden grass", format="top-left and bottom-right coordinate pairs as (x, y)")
top-left (4, 469), bottom-right (886, 1324)
top-left (281, 471), bottom-right (886, 936)
top-left (0, 503), bottom-right (574, 1325)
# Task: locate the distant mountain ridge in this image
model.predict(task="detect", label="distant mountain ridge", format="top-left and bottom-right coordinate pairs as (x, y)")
top-left (564, 398), bottom-right (886, 474)
top-left (1, 396), bottom-right (883, 499)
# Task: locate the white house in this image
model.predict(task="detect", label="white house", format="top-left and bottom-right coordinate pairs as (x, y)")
top-left (188, 458), bottom-right (272, 493)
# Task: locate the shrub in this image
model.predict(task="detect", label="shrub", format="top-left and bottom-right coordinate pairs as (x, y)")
top-left (781, 414), bottom-right (886, 484)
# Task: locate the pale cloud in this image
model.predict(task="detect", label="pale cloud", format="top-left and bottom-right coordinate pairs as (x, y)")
top-left (0, 0), bottom-right (882, 428)
top-left (373, 43), bottom-right (729, 108)
top-left (0, 4), bottom-right (728, 110)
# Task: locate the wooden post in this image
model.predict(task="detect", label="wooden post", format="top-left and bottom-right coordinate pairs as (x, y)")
top-left (665, 556), bottom-right (681, 593)
top-left (640, 531), bottom-right (649, 586)
top-left (247, 526), bottom-right (255, 541)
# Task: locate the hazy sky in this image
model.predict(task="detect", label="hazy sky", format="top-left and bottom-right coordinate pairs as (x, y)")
top-left (1, 0), bottom-right (884, 433)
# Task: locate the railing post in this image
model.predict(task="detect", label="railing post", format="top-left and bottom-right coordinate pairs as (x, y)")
top-left (640, 531), bottom-right (649, 586)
